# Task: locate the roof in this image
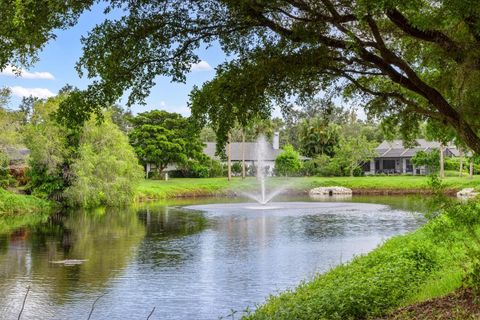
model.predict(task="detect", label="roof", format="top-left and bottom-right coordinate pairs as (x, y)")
top-left (375, 139), bottom-right (461, 158)
top-left (1, 147), bottom-right (30, 163)
top-left (204, 142), bottom-right (282, 161)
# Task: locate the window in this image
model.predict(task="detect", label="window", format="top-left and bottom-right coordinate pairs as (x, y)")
top-left (382, 160), bottom-right (395, 170)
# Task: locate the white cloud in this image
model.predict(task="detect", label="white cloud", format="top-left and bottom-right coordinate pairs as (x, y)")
top-left (10, 86), bottom-right (56, 99)
top-left (1, 65), bottom-right (55, 80)
top-left (190, 60), bottom-right (213, 72)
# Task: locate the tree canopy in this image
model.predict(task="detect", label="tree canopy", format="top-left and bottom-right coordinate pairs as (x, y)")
top-left (333, 135), bottom-right (377, 177)
top-left (3, 1), bottom-right (480, 153)
top-left (128, 110), bottom-right (206, 174)
top-left (299, 118), bottom-right (340, 158)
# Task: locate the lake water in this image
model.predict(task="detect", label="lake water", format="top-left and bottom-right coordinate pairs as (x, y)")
top-left (0, 196), bottom-right (426, 319)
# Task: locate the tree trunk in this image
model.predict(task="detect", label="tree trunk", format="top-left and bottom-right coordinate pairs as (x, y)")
top-left (145, 163), bottom-right (150, 179)
top-left (459, 149), bottom-right (464, 177)
top-left (470, 159), bottom-right (474, 179)
top-left (242, 129), bottom-right (246, 179)
top-left (227, 132), bottom-right (232, 181)
top-left (439, 145), bottom-right (445, 178)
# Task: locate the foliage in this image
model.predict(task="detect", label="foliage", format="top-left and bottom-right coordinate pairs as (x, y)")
top-left (0, 189), bottom-right (52, 217)
top-left (332, 135), bottom-right (377, 177)
top-left (275, 145), bottom-right (302, 176)
top-left (3, 1), bottom-right (480, 154)
top-left (0, 151), bottom-right (12, 188)
top-left (64, 116), bottom-right (144, 208)
top-left (23, 97), bottom-right (71, 200)
top-left (0, 106), bottom-right (23, 150)
top-left (0, 1), bottom-right (92, 69)
top-left (128, 110), bottom-right (207, 174)
top-left (231, 162), bottom-right (243, 175)
top-left (23, 96), bottom-right (144, 207)
top-left (412, 150), bottom-right (440, 173)
top-left (110, 104), bottom-right (133, 133)
top-left (302, 155), bottom-right (342, 177)
top-left (445, 157), bottom-right (463, 171)
top-left (0, 90), bottom-right (25, 180)
top-left (299, 118), bottom-right (340, 158)
top-left (200, 126), bottom-right (217, 142)
top-left (429, 201), bottom-right (480, 293)
top-left (208, 159), bottom-right (225, 177)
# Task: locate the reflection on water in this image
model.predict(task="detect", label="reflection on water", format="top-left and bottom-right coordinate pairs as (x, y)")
top-left (0, 196), bottom-right (425, 320)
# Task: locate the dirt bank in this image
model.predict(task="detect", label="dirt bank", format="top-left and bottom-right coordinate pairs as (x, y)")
top-left (382, 289), bottom-right (480, 320)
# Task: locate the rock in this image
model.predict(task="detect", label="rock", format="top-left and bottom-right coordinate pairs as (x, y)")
top-left (457, 188), bottom-right (479, 199)
top-left (309, 186), bottom-right (353, 197)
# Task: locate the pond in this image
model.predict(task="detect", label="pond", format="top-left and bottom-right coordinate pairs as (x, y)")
top-left (0, 196), bottom-right (427, 319)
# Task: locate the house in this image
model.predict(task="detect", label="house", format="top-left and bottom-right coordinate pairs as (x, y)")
top-left (147, 132), bottom-right (306, 176)
top-left (363, 139), bottom-right (460, 175)
top-left (203, 132), bottom-right (283, 175)
top-left (2, 147), bottom-right (30, 165)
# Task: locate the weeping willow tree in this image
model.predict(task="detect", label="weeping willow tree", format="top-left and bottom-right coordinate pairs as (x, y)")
top-left (64, 115), bottom-right (144, 208)
top-left (24, 96), bottom-right (143, 206)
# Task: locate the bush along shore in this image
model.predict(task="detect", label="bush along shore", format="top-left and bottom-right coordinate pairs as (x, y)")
top-left (243, 199), bottom-right (480, 320)
top-left (0, 189), bottom-right (53, 233)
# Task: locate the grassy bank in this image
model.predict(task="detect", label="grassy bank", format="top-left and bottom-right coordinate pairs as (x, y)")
top-left (0, 189), bottom-right (53, 233)
top-left (243, 200), bottom-right (479, 320)
top-left (135, 175), bottom-right (480, 200)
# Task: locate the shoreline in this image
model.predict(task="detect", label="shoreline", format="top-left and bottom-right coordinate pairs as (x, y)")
top-left (135, 187), bottom-right (460, 201)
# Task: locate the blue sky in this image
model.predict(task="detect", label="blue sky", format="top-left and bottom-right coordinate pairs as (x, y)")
top-left (0, 4), bottom-right (225, 116)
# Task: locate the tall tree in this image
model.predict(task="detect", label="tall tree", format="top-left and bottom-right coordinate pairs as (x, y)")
top-left (4, 1), bottom-right (480, 154)
top-left (299, 118), bottom-right (340, 158)
top-left (128, 110), bottom-right (205, 175)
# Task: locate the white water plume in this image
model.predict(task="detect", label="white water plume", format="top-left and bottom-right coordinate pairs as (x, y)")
top-left (240, 135), bottom-right (290, 205)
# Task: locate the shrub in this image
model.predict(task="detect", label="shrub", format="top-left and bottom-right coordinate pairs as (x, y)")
top-left (208, 159), bottom-right (224, 177)
top-left (189, 162), bottom-right (210, 178)
top-left (275, 145), bottom-right (302, 176)
top-left (301, 155), bottom-right (343, 177)
top-left (232, 162), bottom-right (243, 175)
top-left (430, 201), bottom-right (480, 293)
top-left (444, 157), bottom-right (461, 171)
top-left (247, 164), bottom-right (257, 177)
top-left (0, 151), bottom-right (12, 188)
top-left (0, 189), bottom-right (52, 216)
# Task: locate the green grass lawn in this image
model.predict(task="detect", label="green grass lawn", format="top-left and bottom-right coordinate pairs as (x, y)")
top-left (135, 175), bottom-right (480, 200)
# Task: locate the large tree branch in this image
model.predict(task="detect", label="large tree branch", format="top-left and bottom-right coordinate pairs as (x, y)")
top-left (340, 72), bottom-right (438, 118)
top-left (386, 8), bottom-right (464, 62)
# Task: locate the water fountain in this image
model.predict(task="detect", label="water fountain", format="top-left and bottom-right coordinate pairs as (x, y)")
top-left (240, 135), bottom-right (290, 206)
